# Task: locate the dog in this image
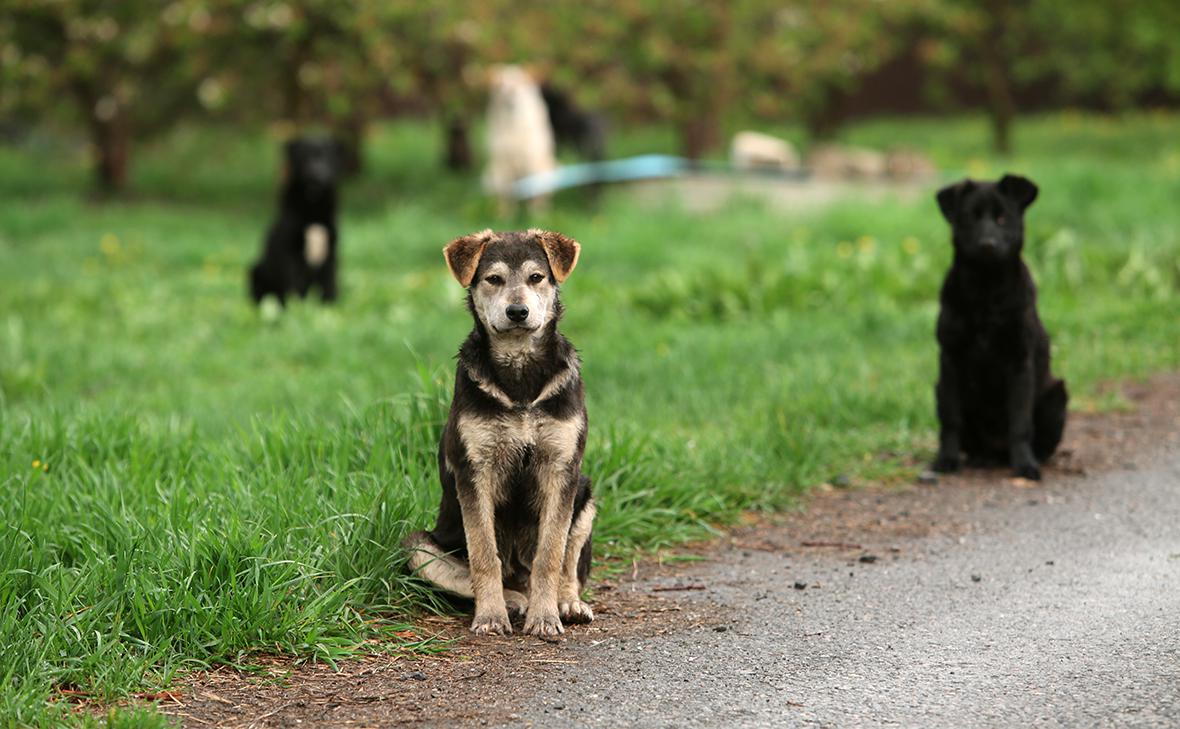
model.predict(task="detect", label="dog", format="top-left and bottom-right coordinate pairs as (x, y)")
top-left (483, 66), bottom-right (557, 214)
top-left (931, 174), bottom-right (1068, 480)
top-left (540, 83), bottom-right (607, 164)
top-left (249, 137), bottom-right (341, 305)
top-left (404, 229), bottom-right (594, 637)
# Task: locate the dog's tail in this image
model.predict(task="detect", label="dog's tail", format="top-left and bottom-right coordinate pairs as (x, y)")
top-left (402, 531), bottom-right (474, 598)
top-left (1034, 378), bottom-right (1069, 460)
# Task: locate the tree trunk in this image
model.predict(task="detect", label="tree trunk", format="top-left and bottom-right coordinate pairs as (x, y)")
top-left (981, 0), bottom-right (1016, 154)
top-left (335, 114), bottom-right (366, 177)
top-left (91, 114), bottom-right (131, 194)
top-left (444, 117), bottom-right (473, 171)
top-left (679, 115), bottom-right (720, 161)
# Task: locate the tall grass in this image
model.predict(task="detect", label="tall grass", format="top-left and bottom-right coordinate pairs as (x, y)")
top-left (1, 112), bottom-right (1179, 725)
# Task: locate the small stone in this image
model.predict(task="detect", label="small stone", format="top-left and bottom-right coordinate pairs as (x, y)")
top-left (832, 473), bottom-right (852, 488)
top-left (971, 574), bottom-right (982, 583)
top-left (402, 670), bottom-right (427, 681)
top-left (793, 581), bottom-right (808, 590)
top-left (917, 470), bottom-right (939, 485)
top-left (714, 625), bottom-right (728, 632)
top-left (858, 554), bottom-right (878, 564)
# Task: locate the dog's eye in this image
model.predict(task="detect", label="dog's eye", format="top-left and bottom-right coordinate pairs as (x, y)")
top-left (484, 274), bottom-right (504, 285)
top-left (528, 273), bottom-right (545, 284)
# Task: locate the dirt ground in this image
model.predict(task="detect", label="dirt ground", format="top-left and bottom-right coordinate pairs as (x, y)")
top-left (81, 373), bottom-right (1180, 728)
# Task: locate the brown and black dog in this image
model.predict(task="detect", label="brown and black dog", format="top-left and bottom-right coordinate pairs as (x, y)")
top-left (405, 229), bottom-right (594, 636)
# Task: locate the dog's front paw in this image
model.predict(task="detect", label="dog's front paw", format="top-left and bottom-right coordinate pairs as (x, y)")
top-left (1012, 461), bottom-right (1042, 481)
top-left (559, 599), bottom-right (594, 625)
top-left (523, 609), bottom-right (564, 637)
top-left (931, 453), bottom-right (960, 473)
top-left (471, 610), bottom-right (513, 637)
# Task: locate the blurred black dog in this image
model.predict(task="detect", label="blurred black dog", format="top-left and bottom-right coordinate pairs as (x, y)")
top-left (249, 138), bottom-right (341, 305)
top-left (931, 174), bottom-right (1068, 480)
top-left (540, 84), bottom-right (606, 164)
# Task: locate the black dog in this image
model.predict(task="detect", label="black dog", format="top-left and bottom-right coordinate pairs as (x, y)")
top-left (249, 138), bottom-right (341, 305)
top-left (541, 84), bottom-right (607, 164)
top-left (931, 174), bottom-right (1068, 480)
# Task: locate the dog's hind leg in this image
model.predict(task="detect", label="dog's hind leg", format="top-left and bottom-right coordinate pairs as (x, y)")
top-left (558, 493), bottom-right (595, 625)
top-left (503, 589), bottom-right (529, 621)
top-left (1033, 379), bottom-right (1069, 461)
top-left (403, 531), bottom-right (473, 598)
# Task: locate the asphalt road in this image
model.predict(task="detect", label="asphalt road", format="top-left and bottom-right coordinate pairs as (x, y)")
top-left (510, 444), bottom-right (1180, 728)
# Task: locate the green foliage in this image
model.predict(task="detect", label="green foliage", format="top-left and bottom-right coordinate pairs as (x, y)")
top-left (6, 1), bottom-right (1180, 182)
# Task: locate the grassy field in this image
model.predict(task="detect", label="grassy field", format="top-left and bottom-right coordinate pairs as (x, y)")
top-left (2, 112), bottom-right (1179, 726)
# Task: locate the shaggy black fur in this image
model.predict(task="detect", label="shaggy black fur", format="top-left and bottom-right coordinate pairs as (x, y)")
top-left (931, 174), bottom-right (1068, 480)
top-left (249, 138), bottom-right (342, 305)
top-left (540, 84), bottom-right (607, 163)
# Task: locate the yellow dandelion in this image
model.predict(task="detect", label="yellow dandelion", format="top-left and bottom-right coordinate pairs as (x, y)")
top-left (902, 236), bottom-right (921, 255)
top-left (966, 158), bottom-right (989, 178)
top-left (100, 232), bottom-right (121, 256)
top-left (32, 459), bottom-right (41, 469)
top-left (42, 463), bottom-right (48, 472)
top-left (836, 241), bottom-right (854, 259)
top-left (857, 236), bottom-right (876, 254)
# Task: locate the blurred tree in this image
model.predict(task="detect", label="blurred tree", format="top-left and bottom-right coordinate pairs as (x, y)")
top-left (921, 0), bottom-right (1030, 154)
top-left (194, 0), bottom-right (387, 176)
top-left (1024, 0), bottom-right (1180, 108)
top-left (738, 0), bottom-right (933, 139)
top-left (1, 0), bottom-right (217, 192)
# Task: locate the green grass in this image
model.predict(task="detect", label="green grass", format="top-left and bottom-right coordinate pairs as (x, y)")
top-left (2, 112), bottom-right (1180, 726)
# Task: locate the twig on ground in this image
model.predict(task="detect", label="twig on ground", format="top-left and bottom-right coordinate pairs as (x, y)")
top-left (651, 583), bottom-right (706, 592)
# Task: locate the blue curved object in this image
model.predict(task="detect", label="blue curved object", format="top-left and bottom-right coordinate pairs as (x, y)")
top-left (511, 154), bottom-right (690, 199)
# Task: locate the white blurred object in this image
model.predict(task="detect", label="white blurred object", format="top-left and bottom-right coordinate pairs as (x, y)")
top-left (807, 144), bottom-right (888, 180)
top-left (483, 65), bottom-right (556, 213)
top-left (730, 131), bottom-right (800, 172)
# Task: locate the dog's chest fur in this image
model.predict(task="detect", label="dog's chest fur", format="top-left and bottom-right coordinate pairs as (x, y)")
top-left (458, 407), bottom-right (581, 483)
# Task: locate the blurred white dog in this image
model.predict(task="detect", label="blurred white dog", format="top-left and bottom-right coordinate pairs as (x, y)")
top-left (483, 65), bottom-right (556, 214)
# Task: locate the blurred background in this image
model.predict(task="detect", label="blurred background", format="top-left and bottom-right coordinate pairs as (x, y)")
top-left (3, 0), bottom-right (1180, 192)
top-left (2, 3), bottom-right (1180, 725)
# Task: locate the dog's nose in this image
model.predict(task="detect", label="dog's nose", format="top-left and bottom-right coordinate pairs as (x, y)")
top-left (506, 303), bottom-right (529, 322)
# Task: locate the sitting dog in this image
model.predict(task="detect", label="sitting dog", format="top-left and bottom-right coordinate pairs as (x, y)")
top-left (405, 229), bottom-right (594, 637)
top-left (249, 137), bottom-right (341, 305)
top-left (483, 66), bottom-right (557, 214)
top-left (931, 174), bottom-right (1068, 480)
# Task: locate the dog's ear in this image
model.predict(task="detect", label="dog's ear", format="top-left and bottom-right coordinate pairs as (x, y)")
top-left (935, 179), bottom-right (973, 223)
top-left (532, 229), bottom-right (581, 283)
top-left (443, 230), bottom-right (494, 287)
top-left (998, 174), bottom-right (1038, 211)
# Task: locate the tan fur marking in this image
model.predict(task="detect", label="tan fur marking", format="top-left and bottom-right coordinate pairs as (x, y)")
top-left (404, 532), bottom-right (474, 598)
top-left (458, 411), bottom-right (581, 476)
top-left (304, 224), bottom-right (329, 267)
top-left (558, 499), bottom-right (596, 623)
top-left (465, 369), bottom-right (515, 409)
top-left (443, 229), bottom-right (495, 286)
top-left (531, 362), bottom-right (580, 406)
top-left (457, 482), bottom-right (511, 635)
top-left (523, 474), bottom-right (574, 636)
